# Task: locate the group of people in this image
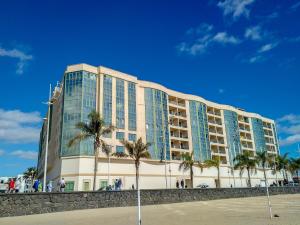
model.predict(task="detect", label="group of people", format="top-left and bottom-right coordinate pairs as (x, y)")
top-left (176, 179), bottom-right (187, 189)
top-left (33, 178), bottom-right (65, 192)
top-left (7, 178), bottom-right (22, 193)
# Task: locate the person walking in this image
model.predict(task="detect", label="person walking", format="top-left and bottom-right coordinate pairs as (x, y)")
top-left (59, 178), bottom-right (66, 192)
top-left (176, 180), bottom-right (179, 188)
top-left (180, 179), bottom-right (184, 189)
top-left (8, 179), bottom-right (15, 193)
top-left (33, 179), bottom-right (39, 192)
top-left (117, 178), bottom-right (122, 191)
top-left (15, 178), bottom-right (21, 193)
top-left (47, 181), bottom-right (53, 192)
top-left (38, 182), bottom-right (43, 192)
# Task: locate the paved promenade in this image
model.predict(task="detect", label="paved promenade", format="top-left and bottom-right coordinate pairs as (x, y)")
top-left (1, 194), bottom-right (299, 225)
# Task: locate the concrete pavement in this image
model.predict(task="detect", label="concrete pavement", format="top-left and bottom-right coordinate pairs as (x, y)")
top-left (1, 194), bottom-right (299, 225)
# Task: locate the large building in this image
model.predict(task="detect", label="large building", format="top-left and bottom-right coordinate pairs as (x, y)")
top-left (37, 63), bottom-right (282, 191)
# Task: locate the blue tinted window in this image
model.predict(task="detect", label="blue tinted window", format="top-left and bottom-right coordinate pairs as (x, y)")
top-left (128, 133), bottom-right (136, 141)
top-left (116, 146), bottom-right (124, 153)
top-left (116, 79), bottom-right (125, 129)
top-left (103, 75), bottom-right (112, 125)
top-left (116, 132), bottom-right (125, 140)
top-left (128, 82), bottom-right (136, 131)
top-left (144, 88), bottom-right (170, 160)
top-left (189, 101), bottom-right (211, 161)
top-left (61, 71), bottom-right (97, 156)
top-left (224, 110), bottom-right (242, 165)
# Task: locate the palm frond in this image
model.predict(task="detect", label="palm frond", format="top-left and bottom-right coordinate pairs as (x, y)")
top-left (68, 133), bottom-right (92, 147)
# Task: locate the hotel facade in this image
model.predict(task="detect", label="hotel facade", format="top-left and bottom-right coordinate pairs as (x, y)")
top-left (37, 63), bottom-right (282, 191)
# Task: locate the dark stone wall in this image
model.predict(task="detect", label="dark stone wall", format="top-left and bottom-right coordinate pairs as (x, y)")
top-left (0, 187), bottom-right (299, 217)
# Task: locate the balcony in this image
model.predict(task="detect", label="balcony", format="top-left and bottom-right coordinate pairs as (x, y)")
top-left (208, 116), bottom-right (222, 126)
top-left (207, 107), bottom-right (222, 117)
top-left (168, 96), bottom-right (186, 108)
top-left (171, 140), bottom-right (189, 151)
top-left (238, 116), bottom-right (249, 123)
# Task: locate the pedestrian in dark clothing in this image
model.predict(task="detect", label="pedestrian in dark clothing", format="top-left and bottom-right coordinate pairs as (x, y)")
top-left (180, 179), bottom-right (184, 189)
top-left (176, 180), bottom-right (179, 188)
top-left (33, 179), bottom-right (39, 192)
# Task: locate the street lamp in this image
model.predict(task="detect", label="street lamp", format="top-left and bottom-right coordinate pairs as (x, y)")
top-left (42, 84), bottom-right (53, 192)
top-left (160, 135), bottom-right (168, 189)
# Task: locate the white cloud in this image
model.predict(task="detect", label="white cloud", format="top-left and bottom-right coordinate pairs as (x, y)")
top-left (217, 0), bottom-right (255, 20)
top-left (0, 108), bottom-right (42, 143)
top-left (290, 1), bottom-right (300, 11)
top-left (10, 150), bottom-right (37, 160)
top-left (277, 114), bottom-right (300, 124)
top-left (0, 46), bottom-right (33, 74)
top-left (218, 89), bottom-right (225, 94)
top-left (213, 32), bottom-right (241, 44)
top-left (177, 23), bottom-right (241, 55)
top-left (280, 134), bottom-right (300, 147)
top-left (244, 25), bottom-right (263, 41)
top-left (257, 43), bottom-right (278, 53)
top-left (0, 149), bottom-right (5, 156)
top-left (277, 114), bottom-right (300, 147)
top-left (248, 55), bottom-right (264, 63)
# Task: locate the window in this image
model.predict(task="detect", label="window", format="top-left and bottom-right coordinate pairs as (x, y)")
top-left (116, 132), bottom-right (124, 140)
top-left (128, 133), bottom-right (136, 141)
top-left (99, 180), bottom-right (108, 189)
top-left (83, 180), bottom-right (90, 191)
top-left (65, 181), bottom-right (75, 192)
top-left (116, 146), bottom-right (124, 153)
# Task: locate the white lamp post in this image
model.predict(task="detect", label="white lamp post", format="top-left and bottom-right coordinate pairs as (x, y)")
top-left (42, 84), bottom-right (52, 192)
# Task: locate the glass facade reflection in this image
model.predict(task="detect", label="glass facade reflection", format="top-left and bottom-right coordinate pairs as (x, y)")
top-left (224, 110), bottom-right (241, 165)
top-left (103, 75), bottom-right (112, 125)
top-left (145, 88), bottom-right (170, 160)
top-left (116, 79), bottom-right (125, 129)
top-left (61, 71), bottom-right (97, 156)
top-left (128, 82), bottom-right (136, 131)
top-left (251, 118), bottom-right (266, 152)
top-left (189, 101), bottom-right (210, 161)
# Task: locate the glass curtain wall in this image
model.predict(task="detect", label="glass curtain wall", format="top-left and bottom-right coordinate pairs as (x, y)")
top-left (128, 82), bottom-right (137, 131)
top-left (189, 101), bottom-right (210, 161)
top-left (61, 71), bottom-right (97, 156)
top-left (144, 88), bottom-right (170, 160)
top-left (251, 118), bottom-right (266, 152)
top-left (223, 110), bottom-right (241, 165)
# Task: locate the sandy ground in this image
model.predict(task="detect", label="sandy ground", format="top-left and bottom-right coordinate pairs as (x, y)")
top-left (1, 194), bottom-right (300, 225)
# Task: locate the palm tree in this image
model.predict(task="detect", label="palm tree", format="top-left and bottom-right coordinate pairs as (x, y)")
top-left (255, 150), bottom-right (274, 219)
top-left (288, 158), bottom-right (300, 180)
top-left (275, 153), bottom-right (289, 182)
top-left (234, 151), bottom-right (257, 187)
top-left (113, 137), bottom-right (151, 225)
top-left (204, 156), bottom-right (221, 188)
top-left (113, 137), bottom-right (151, 189)
top-left (68, 110), bottom-right (115, 191)
top-left (102, 144), bottom-right (113, 187)
top-left (179, 151), bottom-right (195, 188)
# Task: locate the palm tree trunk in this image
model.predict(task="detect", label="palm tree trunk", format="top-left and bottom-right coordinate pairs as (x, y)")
top-left (190, 166), bottom-right (194, 188)
top-left (108, 155), bottom-right (111, 186)
top-left (136, 163), bottom-right (141, 225)
top-left (263, 167), bottom-right (273, 219)
top-left (136, 164), bottom-right (139, 190)
top-left (247, 168), bottom-right (251, 187)
top-left (93, 145), bottom-right (98, 191)
top-left (217, 166), bottom-right (221, 188)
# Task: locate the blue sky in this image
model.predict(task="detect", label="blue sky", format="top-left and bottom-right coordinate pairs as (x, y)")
top-left (0, 0), bottom-right (300, 176)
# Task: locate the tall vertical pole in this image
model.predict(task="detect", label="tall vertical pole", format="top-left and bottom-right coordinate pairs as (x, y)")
top-left (43, 84), bottom-right (51, 192)
top-left (232, 143), bottom-right (237, 187)
top-left (108, 154), bottom-right (111, 186)
top-left (164, 145), bottom-right (168, 189)
top-left (137, 176), bottom-right (141, 225)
